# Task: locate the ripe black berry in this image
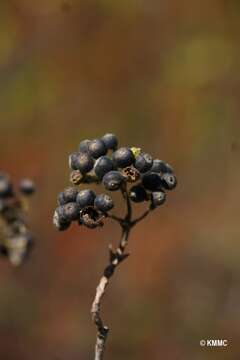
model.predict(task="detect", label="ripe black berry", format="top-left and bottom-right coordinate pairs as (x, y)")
top-left (151, 159), bottom-right (173, 174)
top-left (63, 202), bottom-right (80, 221)
top-left (53, 206), bottom-right (71, 229)
top-left (94, 156), bottom-right (114, 179)
top-left (74, 152), bottom-right (94, 174)
top-left (94, 194), bottom-right (114, 212)
top-left (76, 189), bottom-right (96, 208)
top-left (134, 153), bottom-right (153, 173)
top-left (0, 176), bottom-right (13, 198)
top-left (88, 139), bottom-right (107, 159)
top-left (161, 173), bottom-right (177, 190)
top-left (151, 191), bottom-right (166, 207)
top-left (101, 133), bottom-right (118, 150)
top-left (79, 139), bottom-right (91, 153)
top-left (19, 179), bottom-right (35, 195)
top-left (58, 187), bottom-right (78, 205)
top-left (112, 147), bottom-right (134, 168)
top-left (129, 185), bottom-right (147, 203)
top-left (142, 172), bottom-right (162, 191)
top-left (69, 152), bottom-right (79, 170)
top-left (102, 171), bottom-right (125, 191)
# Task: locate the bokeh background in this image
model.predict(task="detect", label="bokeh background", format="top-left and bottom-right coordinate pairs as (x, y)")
top-left (0, 1), bottom-right (240, 359)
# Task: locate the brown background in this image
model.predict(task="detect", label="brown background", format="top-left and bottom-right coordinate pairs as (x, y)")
top-left (0, 1), bottom-right (240, 359)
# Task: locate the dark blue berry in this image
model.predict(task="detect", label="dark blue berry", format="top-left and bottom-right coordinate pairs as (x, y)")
top-left (94, 156), bottom-right (114, 179)
top-left (58, 187), bottom-right (78, 205)
top-left (129, 185), bottom-right (147, 203)
top-left (88, 139), bottom-right (107, 159)
top-left (151, 159), bottom-right (173, 174)
top-left (102, 171), bottom-right (125, 191)
top-left (63, 202), bottom-right (80, 221)
top-left (74, 152), bottom-right (94, 174)
top-left (79, 139), bottom-right (91, 153)
top-left (0, 176), bottom-right (13, 198)
top-left (53, 206), bottom-right (71, 229)
top-left (76, 189), bottom-right (96, 208)
top-left (151, 191), bottom-right (166, 207)
top-left (134, 153), bottom-right (153, 173)
top-left (161, 173), bottom-right (177, 190)
top-left (112, 147), bottom-right (135, 168)
top-left (142, 172), bottom-right (162, 191)
top-left (69, 152), bottom-right (79, 170)
top-left (19, 179), bottom-right (35, 195)
top-left (94, 194), bottom-right (114, 212)
top-left (101, 133), bottom-right (118, 150)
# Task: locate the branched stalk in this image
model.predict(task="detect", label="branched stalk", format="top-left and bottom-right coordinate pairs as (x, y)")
top-left (91, 185), bottom-right (153, 359)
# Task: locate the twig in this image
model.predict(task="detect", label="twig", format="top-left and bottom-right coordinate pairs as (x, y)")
top-left (91, 185), bottom-right (132, 360)
top-left (91, 226), bottom-right (131, 360)
top-left (131, 206), bottom-right (153, 226)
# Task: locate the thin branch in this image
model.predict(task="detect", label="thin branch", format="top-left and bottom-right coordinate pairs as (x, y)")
top-left (107, 213), bottom-right (123, 224)
top-left (91, 225), bottom-right (131, 360)
top-left (131, 207), bottom-right (153, 227)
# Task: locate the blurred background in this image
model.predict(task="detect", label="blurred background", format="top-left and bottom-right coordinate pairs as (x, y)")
top-left (0, 0), bottom-right (240, 359)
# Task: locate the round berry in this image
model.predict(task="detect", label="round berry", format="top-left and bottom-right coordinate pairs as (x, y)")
top-left (94, 194), bottom-right (114, 212)
top-left (58, 187), bottom-right (78, 205)
top-left (101, 133), bottom-right (118, 150)
top-left (76, 189), bottom-right (96, 208)
top-left (94, 156), bottom-right (114, 179)
top-left (151, 191), bottom-right (166, 207)
top-left (102, 171), bottom-right (125, 191)
top-left (129, 185), bottom-right (147, 203)
top-left (112, 147), bottom-right (135, 168)
top-left (161, 173), bottom-right (177, 190)
top-left (79, 139), bottom-right (91, 153)
top-left (74, 152), bottom-right (94, 174)
top-left (134, 153), bottom-right (153, 173)
top-left (53, 206), bottom-right (71, 230)
top-left (0, 177), bottom-right (13, 198)
top-left (151, 159), bottom-right (173, 174)
top-left (63, 202), bottom-right (80, 221)
top-left (142, 172), bottom-right (162, 191)
top-left (69, 152), bottom-right (79, 170)
top-left (88, 139), bottom-right (107, 159)
top-left (19, 179), bottom-right (35, 196)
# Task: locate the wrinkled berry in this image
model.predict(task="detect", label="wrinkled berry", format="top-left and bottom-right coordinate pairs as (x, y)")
top-left (161, 173), bottom-right (177, 190)
top-left (112, 147), bottom-right (135, 168)
top-left (79, 139), bottom-right (91, 153)
top-left (58, 187), bottom-right (78, 205)
top-left (94, 194), bottom-right (114, 212)
top-left (102, 171), bottom-right (125, 191)
top-left (134, 153), bottom-right (153, 173)
top-left (80, 206), bottom-right (105, 229)
top-left (76, 189), bottom-right (96, 208)
top-left (19, 179), bottom-right (35, 195)
top-left (142, 172), bottom-right (162, 191)
top-left (101, 133), bottom-right (118, 150)
top-left (151, 159), bottom-right (173, 174)
top-left (88, 139), bottom-right (107, 159)
top-left (129, 185), bottom-right (147, 203)
top-left (151, 191), bottom-right (166, 207)
top-left (94, 156), bottom-right (114, 179)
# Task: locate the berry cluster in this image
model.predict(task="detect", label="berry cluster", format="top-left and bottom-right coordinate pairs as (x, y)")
top-left (53, 133), bottom-right (177, 231)
top-left (0, 173), bottom-right (35, 266)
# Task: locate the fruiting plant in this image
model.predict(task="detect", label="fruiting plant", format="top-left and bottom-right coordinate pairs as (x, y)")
top-left (53, 134), bottom-right (177, 359)
top-left (0, 173), bottom-right (35, 266)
